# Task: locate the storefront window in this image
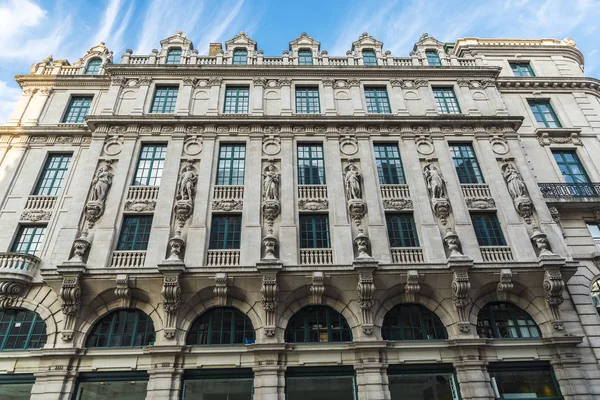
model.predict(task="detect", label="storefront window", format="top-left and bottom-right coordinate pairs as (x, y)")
top-left (74, 372), bottom-right (148, 400)
top-left (182, 369), bottom-right (253, 399)
top-left (286, 367), bottom-right (356, 400)
top-left (489, 363), bottom-right (562, 400)
top-left (388, 365), bottom-right (460, 400)
top-left (0, 374), bottom-right (35, 400)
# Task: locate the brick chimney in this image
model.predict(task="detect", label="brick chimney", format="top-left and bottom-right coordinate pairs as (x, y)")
top-left (209, 43), bottom-right (223, 56)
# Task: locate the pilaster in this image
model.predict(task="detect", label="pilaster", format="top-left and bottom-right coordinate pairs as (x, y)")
top-left (176, 81), bottom-right (192, 116)
top-left (131, 79), bottom-right (151, 115)
top-left (278, 135), bottom-right (298, 265)
top-left (145, 365), bottom-right (183, 400)
top-left (22, 88), bottom-right (52, 126)
top-left (241, 135), bottom-right (262, 264)
top-left (99, 80), bottom-right (123, 115)
top-left (6, 88), bottom-right (36, 126)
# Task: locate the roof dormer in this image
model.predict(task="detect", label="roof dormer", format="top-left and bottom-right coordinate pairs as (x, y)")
top-left (351, 33), bottom-right (384, 66)
top-left (158, 31), bottom-right (194, 64)
top-left (72, 42), bottom-right (113, 73)
top-left (225, 32), bottom-right (258, 63)
top-left (412, 33), bottom-right (446, 62)
top-left (289, 32), bottom-right (321, 64)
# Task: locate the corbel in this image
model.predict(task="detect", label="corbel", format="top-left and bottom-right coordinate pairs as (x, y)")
top-left (404, 270), bottom-right (421, 303)
top-left (213, 273), bottom-right (228, 306)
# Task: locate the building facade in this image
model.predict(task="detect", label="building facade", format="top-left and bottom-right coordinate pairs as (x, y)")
top-left (0, 30), bottom-right (598, 399)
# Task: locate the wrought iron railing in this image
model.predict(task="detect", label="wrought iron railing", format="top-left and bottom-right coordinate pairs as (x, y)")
top-left (538, 183), bottom-right (600, 199)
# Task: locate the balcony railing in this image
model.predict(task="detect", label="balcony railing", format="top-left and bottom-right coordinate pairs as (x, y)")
top-left (127, 186), bottom-right (159, 201)
top-left (213, 186), bottom-right (244, 200)
top-left (110, 251), bottom-right (146, 268)
top-left (206, 250), bottom-right (240, 266)
top-left (391, 247), bottom-right (424, 264)
top-left (461, 184), bottom-right (492, 199)
top-left (380, 184), bottom-right (411, 200)
top-left (298, 185), bottom-right (328, 200)
top-left (480, 246), bottom-right (514, 263)
top-left (538, 183), bottom-right (600, 199)
top-left (0, 253), bottom-right (41, 282)
top-left (300, 249), bottom-right (333, 265)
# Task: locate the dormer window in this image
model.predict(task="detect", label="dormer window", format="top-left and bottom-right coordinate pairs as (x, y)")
top-left (165, 48), bottom-right (182, 65)
top-left (232, 49), bottom-right (248, 65)
top-left (85, 59), bottom-right (102, 75)
top-left (362, 50), bottom-right (377, 66)
top-left (298, 49), bottom-right (313, 65)
top-left (426, 50), bottom-right (441, 66)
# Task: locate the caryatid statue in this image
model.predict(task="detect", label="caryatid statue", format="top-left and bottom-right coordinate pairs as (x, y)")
top-left (262, 164), bottom-right (280, 201)
top-left (177, 164), bottom-right (198, 201)
top-left (502, 163), bottom-right (527, 199)
top-left (345, 164), bottom-right (362, 200)
top-left (90, 165), bottom-right (113, 203)
top-left (424, 163), bottom-right (447, 199)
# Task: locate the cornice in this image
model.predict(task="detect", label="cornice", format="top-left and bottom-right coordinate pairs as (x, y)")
top-left (14, 75), bottom-right (110, 89)
top-left (455, 44), bottom-right (584, 66)
top-left (496, 76), bottom-right (600, 96)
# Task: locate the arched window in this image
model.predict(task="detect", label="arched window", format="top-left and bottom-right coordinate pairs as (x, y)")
top-left (382, 304), bottom-right (447, 340)
top-left (592, 279), bottom-right (600, 315)
top-left (85, 58), bottom-right (102, 75)
top-left (0, 309), bottom-right (46, 350)
top-left (477, 302), bottom-right (541, 339)
top-left (165, 48), bottom-right (182, 65)
top-left (86, 309), bottom-right (155, 348)
top-left (186, 307), bottom-right (255, 345)
top-left (232, 49), bottom-right (248, 65)
top-left (285, 305), bottom-right (352, 343)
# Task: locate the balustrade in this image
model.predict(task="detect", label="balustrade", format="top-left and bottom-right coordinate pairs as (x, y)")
top-left (538, 182), bottom-right (600, 199)
top-left (127, 186), bottom-right (159, 201)
top-left (0, 253), bottom-right (40, 281)
top-left (206, 250), bottom-right (240, 266)
top-left (380, 184), bottom-right (411, 199)
top-left (110, 251), bottom-right (146, 268)
top-left (298, 185), bottom-right (328, 201)
top-left (461, 184), bottom-right (492, 199)
top-left (25, 196), bottom-right (56, 210)
top-left (480, 246), bottom-right (514, 262)
top-left (213, 186), bottom-right (244, 200)
top-left (390, 248), bottom-right (424, 264)
top-left (300, 249), bottom-right (333, 265)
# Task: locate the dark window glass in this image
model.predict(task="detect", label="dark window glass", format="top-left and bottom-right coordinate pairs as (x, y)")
top-left (86, 309), bottom-right (155, 348)
top-left (528, 100), bottom-right (561, 128)
top-left (286, 371), bottom-right (356, 400)
top-left (232, 49), bottom-right (248, 65)
top-left (362, 50), bottom-right (377, 66)
top-left (216, 144), bottom-right (246, 185)
top-left (297, 144), bottom-right (326, 185)
top-left (433, 88), bottom-right (461, 114)
top-left (489, 364), bottom-right (561, 400)
top-left (426, 50), bottom-right (441, 66)
top-left (296, 87), bottom-right (320, 114)
top-left (510, 62), bottom-right (535, 77)
top-left (11, 225), bottom-right (46, 256)
top-left (299, 215), bottom-right (330, 249)
top-left (477, 302), bottom-right (541, 339)
top-left (116, 216), bottom-right (153, 251)
top-left (450, 143), bottom-right (485, 184)
top-left (62, 96), bottom-right (93, 123)
top-left (591, 278), bottom-right (600, 315)
top-left (165, 48), bottom-right (182, 64)
top-left (224, 86), bottom-right (250, 113)
top-left (383, 304), bottom-right (447, 341)
top-left (182, 374), bottom-right (253, 399)
top-left (186, 307), bottom-right (255, 345)
top-left (388, 368), bottom-right (457, 400)
top-left (552, 151), bottom-right (590, 184)
top-left (285, 306), bottom-right (352, 343)
top-left (0, 375), bottom-right (34, 399)
top-left (471, 213), bottom-right (506, 246)
top-left (85, 58), bottom-right (102, 75)
top-left (374, 144), bottom-right (405, 184)
top-left (150, 86), bottom-right (178, 113)
top-left (0, 309), bottom-right (47, 350)
top-left (209, 215), bottom-right (242, 250)
top-left (133, 144), bottom-right (167, 186)
top-left (298, 49), bottom-right (313, 65)
top-left (364, 87), bottom-right (391, 114)
top-left (386, 214), bottom-right (419, 247)
top-left (33, 153), bottom-right (72, 196)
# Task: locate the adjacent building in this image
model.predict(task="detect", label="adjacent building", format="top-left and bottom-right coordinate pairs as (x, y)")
top-left (0, 30), bottom-right (598, 399)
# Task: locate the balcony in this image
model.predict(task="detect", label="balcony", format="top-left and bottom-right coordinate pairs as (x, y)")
top-left (538, 183), bottom-right (600, 208)
top-left (24, 195), bottom-right (57, 210)
top-left (300, 249), bottom-right (333, 265)
top-left (461, 184), bottom-right (495, 210)
top-left (480, 246), bottom-right (514, 263)
top-left (110, 251), bottom-right (146, 268)
top-left (298, 185), bottom-right (328, 211)
top-left (390, 247), bottom-right (424, 264)
top-left (206, 250), bottom-right (240, 266)
top-left (125, 186), bottom-right (159, 212)
top-left (0, 253), bottom-right (41, 282)
top-left (380, 184), bottom-right (413, 210)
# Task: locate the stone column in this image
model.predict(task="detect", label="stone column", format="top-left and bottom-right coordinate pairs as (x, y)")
top-left (176, 80), bottom-right (192, 116)
top-left (252, 78), bottom-right (265, 116)
top-left (30, 370), bottom-right (77, 400)
top-left (322, 79), bottom-right (336, 115)
top-left (145, 133), bottom-right (185, 266)
top-left (278, 135), bottom-right (298, 265)
top-left (453, 361), bottom-right (494, 400)
top-left (457, 82), bottom-right (479, 115)
top-left (100, 79), bottom-right (123, 115)
top-left (145, 367), bottom-right (183, 400)
top-left (389, 81), bottom-right (409, 116)
top-left (22, 88), bottom-right (52, 126)
top-left (325, 134), bottom-right (353, 265)
top-left (350, 82), bottom-right (366, 116)
top-left (280, 80), bottom-right (292, 115)
top-left (207, 80), bottom-right (222, 115)
top-left (186, 134), bottom-right (216, 267)
top-left (6, 88), bottom-right (36, 126)
top-left (131, 78), bottom-right (151, 115)
top-left (253, 365), bottom-right (285, 400)
top-left (354, 362), bottom-right (388, 400)
top-left (241, 136), bottom-right (262, 264)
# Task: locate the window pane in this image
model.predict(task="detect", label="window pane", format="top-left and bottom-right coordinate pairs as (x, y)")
top-left (224, 86), bottom-right (250, 113)
top-left (297, 144), bottom-right (326, 184)
top-left (296, 87), bottom-right (320, 114)
top-left (471, 213), bottom-right (506, 246)
top-left (363, 50), bottom-right (377, 66)
top-left (490, 368), bottom-right (560, 399)
top-left (299, 215), bottom-right (330, 249)
top-left (133, 144), bottom-right (166, 186)
top-left (165, 48), bottom-right (182, 64)
top-left (477, 302), bottom-right (541, 339)
top-left (183, 378), bottom-right (253, 399)
top-left (186, 307), bottom-right (254, 345)
top-left (298, 49), bottom-right (313, 65)
top-left (382, 304), bottom-right (447, 341)
top-left (528, 100), bottom-right (561, 128)
top-left (150, 86), bottom-right (178, 113)
top-left (233, 49), bottom-right (248, 65)
top-left (62, 96), bottom-right (93, 123)
top-left (85, 59), bottom-right (102, 75)
top-left (75, 380), bottom-right (148, 400)
top-left (116, 216), bottom-right (153, 251)
top-left (209, 215), bottom-right (242, 249)
top-left (386, 214), bottom-right (419, 248)
top-left (374, 144), bottom-right (405, 184)
top-left (11, 225), bottom-right (46, 256)
top-left (510, 62), bottom-right (535, 77)
top-left (433, 88), bottom-right (461, 114)
top-left (87, 310), bottom-right (155, 348)
top-left (389, 373), bottom-right (455, 400)
top-left (33, 154), bottom-right (72, 195)
top-left (286, 375), bottom-right (356, 400)
top-left (216, 144), bottom-right (246, 185)
top-left (285, 306), bottom-right (351, 343)
top-left (364, 87), bottom-right (391, 114)
top-left (426, 51), bottom-right (441, 66)
top-left (449, 143), bottom-right (484, 184)
top-left (0, 309), bottom-right (47, 350)
top-left (0, 382), bottom-right (34, 400)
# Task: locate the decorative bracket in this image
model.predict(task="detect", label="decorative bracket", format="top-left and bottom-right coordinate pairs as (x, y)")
top-left (161, 274), bottom-right (182, 339)
top-left (404, 270), bottom-right (421, 302)
top-left (59, 276), bottom-right (82, 341)
top-left (214, 273), bottom-right (228, 306)
top-left (496, 269), bottom-right (514, 300)
top-left (451, 269), bottom-right (471, 333)
top-left (114, 274), bottom-right (131, 308)
top-left (310, 271), bottom-right (325, 304)
top-left (543, 268), bottom-right (565, 331)
top-left (260, 272), bottom-right (278, 337)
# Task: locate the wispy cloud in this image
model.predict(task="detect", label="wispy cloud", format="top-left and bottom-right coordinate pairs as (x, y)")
top-left (0, 81), bottom-right (22, 124)
top-left (195, 0), bottom-right (246, 54)
top-left (91, 0), bottom-right (123, 46)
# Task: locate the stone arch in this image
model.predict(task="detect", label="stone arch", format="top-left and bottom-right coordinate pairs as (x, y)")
top-left (74, 287), bottom-right (162, 348)
top-left (178, 285), bottom-right (263, 344)
top-left (375, 282), bottom-right (458, 339)
top-left (12, 285), bottom-right (61, 347)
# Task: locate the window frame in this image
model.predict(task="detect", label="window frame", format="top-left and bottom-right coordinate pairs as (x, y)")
top-left (285, 306), bottom-right (352, 343)
top-left (449, 143), bottom-right (485, 184)
top-left (488, 362), bottom-right (562, 400)
top-left (425, 50), bottom-right (442, 66)
top-left (551, 150), bottom-right (591, 184)
top-left (299, 214), bottom-right (331, 249)
top-left (528, 99), bottom-right (562, 128)
top-left (385, 213), bottom-right (420, 248)
top-left (0, 309), bottom-right (47, 351)
top-left (382, 304), bottom-right (447, 341)
top-left (149, 85), bottom-right (179, 114)
top-left (471, 213), bottom-right (507, 247)
top-left (32, 153), bottom-right (72, 196)
top-left (209, 214), bottom-right (242, 250)
top-left (86, 309), bottom-right (156, 348)
top-left (215, 143), bottom-right (246, 185)
top-left (433, 87), bottom-right (461, 114)
top-left (11, 225), bottom-right (46, 256)
top-left (364, 86), bottom-right (391, 114)
top-left (186, 307), bottom-right (255, 345)
top-left (116, 215), bottom-right (153, 251)
top-left (74, 372), bottom-right (150, 400)
top-left (362, 50), bottom-right (378, 66)
top-left (591, 278), bottom-right (600, 315)
top-left (298, 49), bottom-right (313, 65)
top-left (223, 86), bottom-right (250, 114)
top-left (62, 96), bottom-right (93, 123)
top-left (295, 86), bottom-right (321, 114)
top-left (387, 364), bottom-right (460, 400)
top-left (285, 367), bottom-right (357, 399)
top-left (510, 62), bottom-right (535, 77)
top-left (297, 143), bottom-right (326, 185)
top-left (232, 48), bottom-right (248, 65)
top-left (373, 143), bottom-right (406, 185)
top-left (477, 302), bottom-right (541, 339)
top-left (84, 58), bottom-right (102, 75)
top-left (132, 143), bottom-right (167, 186)
top-left (165, 48), bottom-right (182, 65)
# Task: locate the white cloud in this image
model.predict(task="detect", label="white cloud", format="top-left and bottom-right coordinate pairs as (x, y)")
top-left (91, 0), bottom-right (123, 46)
top-left (0, 81), bottom-right (22, 124)
top-left (194, 0), bottom-right (246, 55)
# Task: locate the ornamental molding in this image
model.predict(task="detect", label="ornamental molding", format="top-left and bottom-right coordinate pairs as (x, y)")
top-left (20, 210), bottom-right (52, 222)
top-left (382, 199), bottom-right (413, 210)
top-left (212, 199), bottom-right (243, 211)
top-left (27, 135), bottom-right (91, 146)
top-left (124, 199), bottom-right (156, 212)
top-left (465, 197), bottom-right (496, 210)
top-left (537, 130), bottom-right (582, 146)
top-left (298, 199), bottom-right (328, 211)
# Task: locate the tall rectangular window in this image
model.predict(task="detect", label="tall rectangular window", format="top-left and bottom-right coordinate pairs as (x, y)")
top-left (224, 86), bottom-right (250, 113)
top-left (232, 49), bottom-right (248, 65)
top-left (450, 143), bottom-right (485, 184)
top-left (364, 87), bottom-right (391, 114)
top-left (510, 62), bottom-right (535, 77)
top-left (586, 223), bottom-right (600, 251)
top-left (373, 144), bottom-right (405, 184)
top-left (297, 144), bottom-right (325, 185)
top-left (471, 213), bottom-right (506, 246)
top-left (150, 86), bottom-right (178, 113)
top-left (300, 215), bottom-right (331, 248)
top-left (298, 49), bottom-right (313, 65)
top-left (33, 154), bottom-right (71, 196)
top-left (362, 50), bottom-right (377, 66)
top-left (209, 215), bottom-right (242, 249)
top-left (426, 50), bottom-right (441, 66)
top-left (117, 215), bottom-right (153, 251)
top-left (529, 100), bottom-right (561, 128)
top-left (11, 225), bottom-right (46, 255)
top-left (165, 48), bottom-right (182, 64)
top-left (386, 213), bottom-right (419, 247)
top-left (552, 150), bottom-right (590, 183)
top-left (133, 144), bottom-right (167, 186)
top-left (296, 87), bottom-right (320, 114)
top-left (216, 144), bottom-right (246, 185)
top-left (62, 96), bottom-right (92, 123)
top-left (433, 88), bottom-right (461, 114)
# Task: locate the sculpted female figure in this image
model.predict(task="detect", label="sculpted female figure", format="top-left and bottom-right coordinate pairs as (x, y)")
top-left (345, 164), bottom-right (362, 200)
top-left (178, 165), bottom-right (198, 201)
top-left (503, 163), bottom-right (527, 199)
top-left (425, 164), bottom-right (446, 199)
top-left (263, 164), bottom-right (279, 201)
top-left (90, 165), bottom-right (112, 202)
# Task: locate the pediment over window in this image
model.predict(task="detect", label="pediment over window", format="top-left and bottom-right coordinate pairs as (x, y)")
top-left (351, 32), bottom-right (384, 55)
top-left (225, 32), bottom-right (257, 56)
top-left (289, 32), bottom-right (321, 53)
top-left (72, 42), bottom-right (113, 67)
top-left (159, 30), bottom-right (194, 54)
top-left (412, 33), bottom-right (446, 56)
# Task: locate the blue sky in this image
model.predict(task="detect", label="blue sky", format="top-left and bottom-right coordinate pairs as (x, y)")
top-left (1, 0), bottom-right (600, 123)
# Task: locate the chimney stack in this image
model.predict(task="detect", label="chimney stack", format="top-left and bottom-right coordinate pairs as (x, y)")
top-left (209, 43), bottom-right (223, 56)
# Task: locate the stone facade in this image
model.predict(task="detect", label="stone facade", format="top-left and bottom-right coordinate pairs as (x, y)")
top-left (0, 30), bottom-right (598, 399)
